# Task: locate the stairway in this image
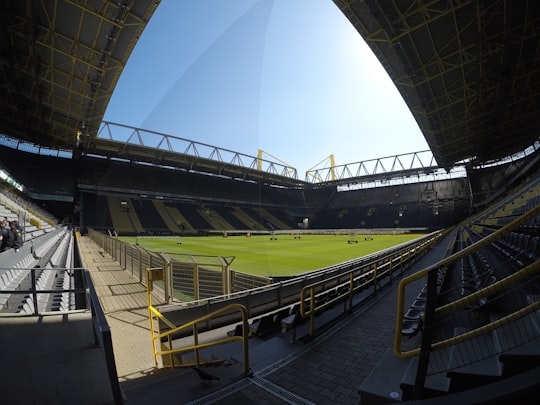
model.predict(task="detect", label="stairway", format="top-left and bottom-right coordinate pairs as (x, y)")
top-left (359, 303), bottom-right (540, 403)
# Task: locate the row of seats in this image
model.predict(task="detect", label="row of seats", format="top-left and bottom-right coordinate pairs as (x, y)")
top-left (50, 230), bottom-right (76, 311)
top-left (510, 194), bottom-right (540, 217)
top-left (32, 228), bottom-right (68, 259)
top-left (24, 226), bottom-right (54, 241)
top-left (473, 177), bottom-right (539, 228)
top-left (49, 231), bottom-right (72, 268)
top-left (495, 232), bottom-right (539, 266)
top-left (18, 267), bottom-right (75, 314)
top-left (250, 284), bottom-right (356, 338)
top-left (38, 229), bottom-right (75, 312)
top-left (0, 250), bottom-right (39, 297)
top-left (227, 280), bottom-right (372, 341)
top-left (401, 262), bottom-right (450, 337)
top-left (460, 252), bottom-right (496, 312)
top-left (49, 267), bottom-right (76, 312)
top-left (18, 266), bottom-right (59, 314)
top-left (1, 228), bottom-right (74, 313)
top-left (0, 268), bottom-right (32, 310)
top-left (0, 266), bottom-right (33, 291)
top-left (227, 303), bottom-right (302, 338)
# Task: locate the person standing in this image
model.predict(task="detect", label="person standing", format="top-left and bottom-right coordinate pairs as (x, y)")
top-left (0, 218), bottom-right (9, 251)
top-left (7, 220), bottom-right (24, 252)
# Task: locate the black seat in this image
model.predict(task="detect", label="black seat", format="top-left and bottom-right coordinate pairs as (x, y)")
top-left (255, 313), bottom-right (280, 337)
top-left (281, 304), bottom-right (300, 332)
top-left (226, 324), bottom-right (243, 337)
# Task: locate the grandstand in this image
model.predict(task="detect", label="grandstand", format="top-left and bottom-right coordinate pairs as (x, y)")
top-left (1, 1), bottom-right (540, 404)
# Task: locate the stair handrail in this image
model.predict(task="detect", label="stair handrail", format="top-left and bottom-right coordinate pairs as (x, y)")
top-left (394, 202), bottom-right (540, 359)
top-left (146, 267), bottom-right (250, 375)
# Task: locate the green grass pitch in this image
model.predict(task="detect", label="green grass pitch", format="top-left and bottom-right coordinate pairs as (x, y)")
top-left (121, 233), bottom-right (424, 277)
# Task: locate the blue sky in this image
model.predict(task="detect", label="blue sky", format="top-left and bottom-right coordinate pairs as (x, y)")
top-left (103, 0), bottom-right (428, 176)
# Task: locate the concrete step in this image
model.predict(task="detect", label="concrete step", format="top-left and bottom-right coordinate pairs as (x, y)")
top-left (447, 327), bottom-right (503, 392)
top-left (358, 348), bottom-right (408, 404)
top-left (400, 350), bottom-right (451, 401)
top-left (496, 297), bottom-right (540, 376)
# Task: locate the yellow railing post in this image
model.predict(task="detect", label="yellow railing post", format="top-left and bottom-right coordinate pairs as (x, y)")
top-left (373, 262), bottom-right (378, 293)
top-left (348, 273), bottom-right (354, 312)
top-left (147, 267), bottom-right (160, 367)
top-left (193, 263), bottom-right (199, 301)
top-left (193, 323), bottom-right (200, 366)
top-left (309, 287), bottom-right (315, 336)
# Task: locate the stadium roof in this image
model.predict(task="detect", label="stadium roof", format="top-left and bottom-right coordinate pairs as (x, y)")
top-left (333, 0), bottom-right (540, 170)
top-left (0, 0), bottom-right (159, 149)
top-left (0, 0), bottom-right (539, 175)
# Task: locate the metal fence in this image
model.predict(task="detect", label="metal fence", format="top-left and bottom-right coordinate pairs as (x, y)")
top-left (88, 230), bottom-right (271, 303)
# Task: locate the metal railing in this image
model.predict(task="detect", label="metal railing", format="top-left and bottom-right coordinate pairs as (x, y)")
top-left (146, 267), bottom-right (250, 375)
top-left (0, 266), bottom-right (86, 315)
top-left (394, 203), bottom-right (540, 399)
top-left (88, 229), bottom-right (271, 302)
top-left (299, 232), bottom-right (446, 337)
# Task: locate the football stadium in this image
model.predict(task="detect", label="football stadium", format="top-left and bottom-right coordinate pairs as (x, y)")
top-left (1, 1), bottom-right (540, 404)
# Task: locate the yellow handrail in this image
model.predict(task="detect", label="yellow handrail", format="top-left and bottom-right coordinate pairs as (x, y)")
top-left (436, 260), bottom-right (540, 315)
top-left (396, 260), bottom-right (540, 358)
top-left (430, 287), bottom-right (540, 354)
top-left (299, 234), bottom-right (442, 337)
top-left (394, 203), bottom-right (540, 359)
top-left (146, 267), bottom-right (250, 375)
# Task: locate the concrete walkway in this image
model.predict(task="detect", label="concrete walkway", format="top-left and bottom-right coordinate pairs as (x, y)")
top-left (77, 236), bottom-right (159, 381)
top-left (0, 311), bottom-right (115, 405)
